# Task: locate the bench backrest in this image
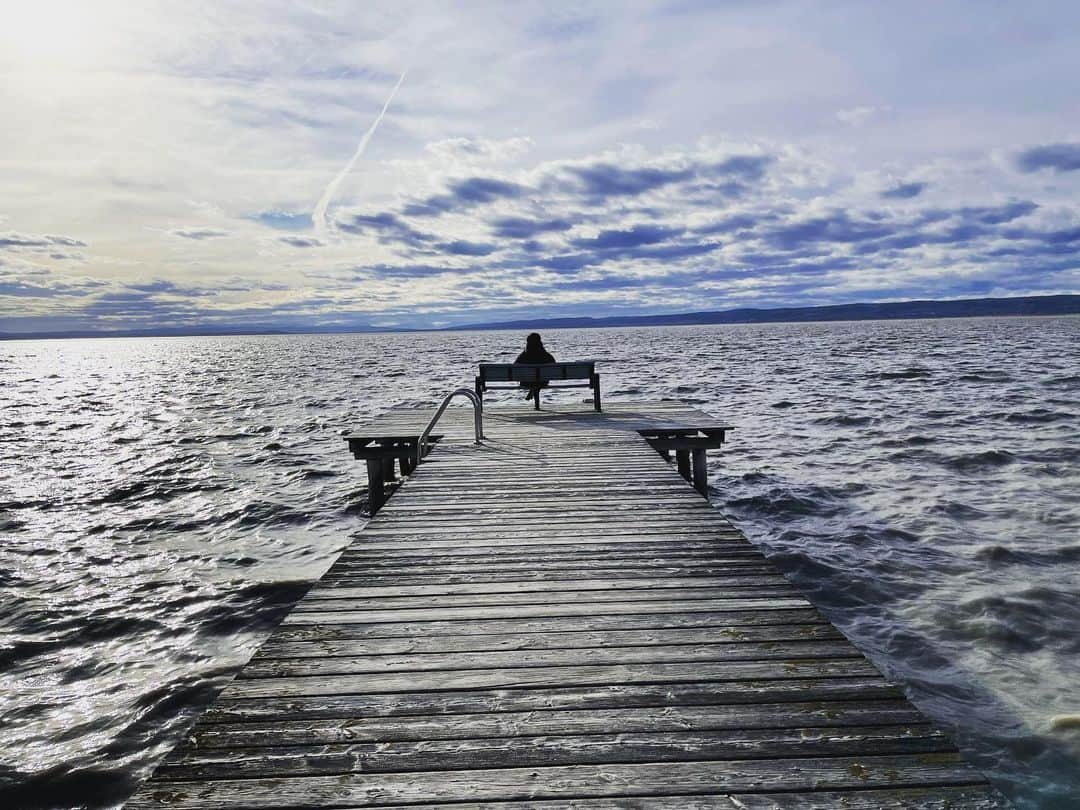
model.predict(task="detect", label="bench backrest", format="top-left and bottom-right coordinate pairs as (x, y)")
top-left (479, 362), bottom-right (595, 383)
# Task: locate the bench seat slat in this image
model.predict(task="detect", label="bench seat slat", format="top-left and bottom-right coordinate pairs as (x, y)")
top-left (479, 362), bottom-right (595, 383)
top-left (477, 362), bottom-right (601, 411)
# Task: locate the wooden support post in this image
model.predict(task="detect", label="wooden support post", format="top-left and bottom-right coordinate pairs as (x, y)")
top-left (591, 372), bottom-right (602, 412)
top-left (676, 449), bottom-right (691, 483)
top-left (534, 386), bottom-right (541, 410)
top-left (382, 456), bottom-right (396, 482)
top-left (365, 458), bottom-right (385, 514)
top-left (692, 448), bottom-right (708, 496)
top-left (400, 455), bottom-right (413, 477)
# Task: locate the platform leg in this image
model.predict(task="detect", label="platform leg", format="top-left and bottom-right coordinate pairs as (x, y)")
top-left (676, 450), bottom-right (691, 483)
top-left (365, 458), bottom-right (386, 514)
top-left (534, 386), bottom-right (541, 410)
top-left (692, 449), bottom-right (708, 496)
top-left (382, 456), bottom-right (396, 482)
top-left (591, 373), bottom-right (602, 412)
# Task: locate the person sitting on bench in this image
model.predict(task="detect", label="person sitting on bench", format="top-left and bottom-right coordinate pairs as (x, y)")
top-left (514, 332), bottom-right (555, 402)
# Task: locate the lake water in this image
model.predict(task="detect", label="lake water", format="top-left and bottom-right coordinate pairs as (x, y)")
top-left (1, 317), bottom-right (1078, 809)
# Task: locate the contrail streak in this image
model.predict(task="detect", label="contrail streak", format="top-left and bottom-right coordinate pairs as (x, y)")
top-left (313, 70), bottom-right (407, 238)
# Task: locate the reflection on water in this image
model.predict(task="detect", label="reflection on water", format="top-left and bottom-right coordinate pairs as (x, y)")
top-left (0, 317), bottom-right (1078, 808)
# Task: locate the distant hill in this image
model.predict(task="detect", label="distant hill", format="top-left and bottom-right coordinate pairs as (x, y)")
top-left (0, 325), bottom-right (394, 341)
top-left (452, 294), bottom-right (1080, 331)
top-left (2, 294), bottom-right (1076, 340)
top-left (0, 327), bottom-right (296, 341)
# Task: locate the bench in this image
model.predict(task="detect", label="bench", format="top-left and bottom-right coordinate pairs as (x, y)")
top-left (476, 362), bottom-right (601, 411)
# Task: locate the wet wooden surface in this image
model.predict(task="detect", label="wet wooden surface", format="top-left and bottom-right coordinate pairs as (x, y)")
top-left (127, 402), bottom-right (1007, 808)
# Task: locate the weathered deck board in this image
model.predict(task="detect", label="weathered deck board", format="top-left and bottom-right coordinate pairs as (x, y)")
top-left (126, 403), bottom-right (1007, 808)
top-left (184, 701), bottom-right (930, 747)
top-left (128, 755), bottom-right (989, 808)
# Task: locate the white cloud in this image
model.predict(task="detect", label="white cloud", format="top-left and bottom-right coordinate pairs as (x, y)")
top-left (167, 228), bottom-right (230, 240)
top-left (423, 136), bottom-right (534, 163)
top-left (836, 105), bottom-right (888, 126)
top-left (1, 1), bottom-right (1078, 331)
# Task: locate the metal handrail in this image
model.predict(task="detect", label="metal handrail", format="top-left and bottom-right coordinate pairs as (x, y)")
top-left (416, 388), bottom-right (484, 466)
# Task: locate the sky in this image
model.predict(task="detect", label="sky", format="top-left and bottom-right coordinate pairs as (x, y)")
top-left (1, 0), bottom-right (1079, 333)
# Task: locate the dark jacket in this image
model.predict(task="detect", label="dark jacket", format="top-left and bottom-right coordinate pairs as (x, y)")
top-left (515, 346), bottom-right (555, 363)
top-left (514, 334), bottom-right (555, 390)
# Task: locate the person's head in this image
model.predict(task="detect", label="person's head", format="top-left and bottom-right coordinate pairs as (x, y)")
top-left (526, 332), bottom-right (544, 350)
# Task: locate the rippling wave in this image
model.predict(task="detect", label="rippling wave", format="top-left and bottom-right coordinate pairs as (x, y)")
top-left (1, 317), bottom-right (1077, 808)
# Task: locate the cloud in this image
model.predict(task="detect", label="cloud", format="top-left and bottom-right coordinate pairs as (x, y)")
top-left (765, 210), bottom-right (895, 250)
top-left (489, 216), bottom-right (576, 239)
top-left (424, 136), bottom-right (533, 163)
top-left (209, 139), bottom-right (1070, 330)
top-left (436, 239), bottom-right (497, 256)
top-left (881, 182), bottom-right (927, 199)
top-left (0, 262), bottom-right (106, 298)
top-left (335, 212), bottom-right (436, 247)
top-left (958, 200), bottom-right (1037, 225)
top-left (278, 235), bottom-right (325, 248)
top-left (553, 153), bottom-right (771, 204)
top-left (168, 228), bottom-right (229, 240)
top-left (1015, 143), bottom-right (1080, 174)
top-left (399, 177), bottom-right (528, 218)
top-left (0, 232), bottom-right (87, 249)
top-left (695, 213), bottom-right (765, 235)
top-left (570, 224), bottom-right (684, 250)
top-left (124, 279), bottom-right (216, 297)
top-left (400, 195), bottom-right (456, 217)
top-left (251, 211), bottom-right (312, 231)
top-left (836, 105), bottom-right (887, 125)
top-left (565, 162), bottom-right (695, 199)
top-left (447, 176), bottom-right (528, 204)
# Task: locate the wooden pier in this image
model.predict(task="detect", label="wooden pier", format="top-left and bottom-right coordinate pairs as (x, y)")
top-left (128, 402), bottom-right (1007, 808)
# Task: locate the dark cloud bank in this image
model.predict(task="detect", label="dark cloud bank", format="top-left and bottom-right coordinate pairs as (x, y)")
top-left (4, 141), bottom-right (1080, 333)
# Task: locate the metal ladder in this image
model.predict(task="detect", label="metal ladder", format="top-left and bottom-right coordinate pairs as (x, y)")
top-left (416, 388), bottom-right (484, 466)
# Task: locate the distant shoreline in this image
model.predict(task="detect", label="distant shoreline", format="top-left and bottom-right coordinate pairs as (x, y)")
top-left (2, 293), bottom-right (1077, 341)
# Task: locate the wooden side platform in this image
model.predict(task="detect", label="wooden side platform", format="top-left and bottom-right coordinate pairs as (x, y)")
top-left (127, 403), bottom-right (1007, 808)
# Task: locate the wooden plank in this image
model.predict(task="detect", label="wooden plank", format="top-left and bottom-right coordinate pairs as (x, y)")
top-left (339, 535), bottom-right (754, 552)
top-left (357, 785), bottom-right (1009, 809)
top-left (324, 560), bottom-right (776, 575)
top-left (648, 436), bottom-right (727, 450)
top-left (293, 583), bottom-right (798, 612)
top-left (159, 726), bottom-right (952, 781)
top-left (330, 545), bottom-right (759, 564)
top-left (281, 597), bottom-right (816, 625)
top-left (721, 786), bottom-right (1009, 809)
top-left (307, 576), bottom-right (791, 598)
top-left (326, 559), bottom-right (769, 576)
top-left (330, 549), bottom-right (762, 565)
top-left (323, 564), bottom-right (778, 580)
top-left (188, 701), bottom-right (927, 747)
top-left (200, 677), bottom-right (907, 724)
top-left (266, 609), bottom-right (830, 643)
top-left (324, 556), bottom-right (776, 574)
top-left (335, 539), bottom-right (749, 557)
top-left (124, 754), bottom-right (985, 808)
top-left (220, 659), bottom-right (882, 699)
top-left (255, 624), bottom-right (845, 659)
top-left (319, 569), bottom-right (782, 587)
top-left (240, 640), bottom-right (861, 678)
